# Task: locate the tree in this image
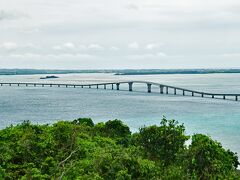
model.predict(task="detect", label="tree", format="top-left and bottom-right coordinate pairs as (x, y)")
top-left (136, 117), bottom-right (189, 166)
top-left (188, 134), bottom-right (239, 179)
top-left (72, 118), bottom-right (94, 127)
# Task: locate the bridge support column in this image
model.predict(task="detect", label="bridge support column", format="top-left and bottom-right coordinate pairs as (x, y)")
top-left (1, 84), bottom-right (2, 86)
top-left (89, 85), bottom-right (91, 88)
top-left (97, 85), bottom-right (98, 89)
top-left (74, 85), bottom-right (76, 88)
top-left (192, 92), bottom-right (194, 96)
top-left (18, 84), bottom-right (20, 86)
top-left (183, 90), bottom-right (185, 96)
top-left (81, 85), bottom-right (83, 88)
top-left (34, 84), bottom-right (36, 87)
top-left (26, 84), bottom-right (28, 87)
top-left (42, 84), bottom-right (44, 87)
top-left (166, 87), bottom-right (168, 94)
top-left (9, 84), bottom-right (11, 86)
top-left (66, 85), bottom-right (68, 88)
top-left (116, 83), bottom-right (120, 90)
top-left (112, 84), bottom-right (114, 90)
top-left (147, 83), bottom-right (152, 93)
top-left (174, 88), bottom-right (176, 95)
top-left (128, 82), bottom-right (133, 91)
top-left (58, 85), bottom-right (60, 87)
top-left (223, 95), bottom-right (226, 99)
top-left (160, 85), bottom-right (164, 94)
top-left (50, 84), bottom-right (52, 87)
top-left (236, 96), bottom-right (238, 101)
top-left (201, 93), bottom-right (204, 97)
top-left (212, 95), bottom-right (214, 98)
top-left (104, 84), bottom-right (106, 89)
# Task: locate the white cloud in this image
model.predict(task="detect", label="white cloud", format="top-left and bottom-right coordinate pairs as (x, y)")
top-left (109, 46), bottom-right (119, 51)
top-left (146, 43), bottom-right (161, 50)
top-left (0, 42), bottom-right (18, 51)
top-left (9, 53), bottom-right (93, 59)
top-left (62, 42), bottom-right (76, 49)
top-left (128, 52), bottom-right (167, 59)
top-left (88, 44), bottom-right (104, 50)
top-left (128, 42), bottom-right (139, 49)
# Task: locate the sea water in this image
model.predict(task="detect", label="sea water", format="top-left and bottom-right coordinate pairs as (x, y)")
top-left (0, 73), bottom-right (240, 157)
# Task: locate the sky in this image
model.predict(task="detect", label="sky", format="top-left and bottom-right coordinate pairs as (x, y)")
top-left (0, 0), bottom-right (240, 69)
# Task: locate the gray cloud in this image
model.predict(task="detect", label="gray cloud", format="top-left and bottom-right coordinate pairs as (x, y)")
top-left (0, 10), bottom-right (29, 21)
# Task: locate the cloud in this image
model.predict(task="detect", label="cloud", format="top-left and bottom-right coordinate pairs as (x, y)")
top-left (52, 43), bottom-right (104, 51)
top-left (125, 4), bottom-right (139, 10)
top-left (0, 10), bottom-right (29, 21)
top-left (9, 53), bottom-right (93, 59)
top-left (127, 52), bottom-right (167, 59)
top-left (88, 44), bottom-right (104, 50)
top-left (128, 42), bottom-right (139, 49)
top-left (145, 43), bottom-right (161, 50)
top-left (109, 46), bottom-right (119, 51)
top-left (62, 42), bottom-right (76, 49)
top-left (0, 42), bottom-right (18, 51)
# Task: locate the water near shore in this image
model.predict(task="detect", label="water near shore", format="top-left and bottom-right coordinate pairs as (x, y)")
top-left (0, 73), bottom-right (240, 156)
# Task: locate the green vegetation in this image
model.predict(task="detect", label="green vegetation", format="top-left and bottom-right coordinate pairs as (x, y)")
top-left (0, 117), bottom-right (239, 179)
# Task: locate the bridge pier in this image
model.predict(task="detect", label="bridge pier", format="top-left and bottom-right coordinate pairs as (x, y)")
top-left (192, 92), bottom-right (194, 96)
top-left (42, 84), bottom-right (44, 87)
top-left (183, 90), bottom-right (185, 96)
top-left (236, 96), bottom-right (238, 101)
top-left (174, 88), bottom-right (176, 95)
top-left (160, 85), bottom-right (164, 94)
top-left (128, 82), bottom-right (133, 91)
top-left (74, 85), bottom-right (76, 88)
top-left (223, 95), bottom-right (226, 99)
top-left (104, 84), bottom-right (106, 89)
top-left (9, 84), bottom-right (11, 86)
top-left (18, 84), bottom-right (20, 86)
top-left (116, 83), bottom-right (120, 90)
top-left (89, 85), bottom-right (91, 88)
top-left (97, 85), bottom-right (99, 89)
top-left (147, 83), bottom-right (152, 93)
top-left (34, 84), bottom-right (36, 87)
top-left (201, 93), bottom-right (204, 97)
top-left (166, 87), bottom-right (168, 94)
top-left (112, 84), bottom-right (114, 90)
top-left (26, 84), bottom-right (28, 87)
top-left (212, 95), bottom-right (214, 98)
top-left (66, 85), bottom-right (68, 88)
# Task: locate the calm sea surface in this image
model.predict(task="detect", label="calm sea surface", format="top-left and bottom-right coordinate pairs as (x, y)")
top-left (0, 73), bottom-right (240, 156)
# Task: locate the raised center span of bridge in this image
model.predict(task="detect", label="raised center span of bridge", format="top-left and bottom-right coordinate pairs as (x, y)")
top-left (0, 81), bottom-right (239, 101)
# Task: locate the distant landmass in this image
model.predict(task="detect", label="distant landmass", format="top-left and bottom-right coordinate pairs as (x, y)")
top-left (1, 68), bottom-right (240, 75)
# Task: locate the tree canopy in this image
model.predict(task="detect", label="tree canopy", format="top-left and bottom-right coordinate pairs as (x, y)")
top-left (0, 118), bottom-right (239, 179)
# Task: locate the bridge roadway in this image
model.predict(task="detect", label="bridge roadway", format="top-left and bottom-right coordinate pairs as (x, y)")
top-left (0, 81), bottom-right (239, 101)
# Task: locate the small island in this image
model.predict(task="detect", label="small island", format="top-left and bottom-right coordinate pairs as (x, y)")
top-left (40, 75), bottom-right (59, 79)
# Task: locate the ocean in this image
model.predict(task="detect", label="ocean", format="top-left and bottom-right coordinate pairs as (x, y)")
top-left (0, 73), bottom-right (240, 157)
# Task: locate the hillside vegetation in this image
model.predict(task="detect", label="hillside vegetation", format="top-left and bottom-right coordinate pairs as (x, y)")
top-left (0, 118), bottom-right (239, 179)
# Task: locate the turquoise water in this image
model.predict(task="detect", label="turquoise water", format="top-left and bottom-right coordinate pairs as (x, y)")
top-left (0, 73), bottom-right (240, 156)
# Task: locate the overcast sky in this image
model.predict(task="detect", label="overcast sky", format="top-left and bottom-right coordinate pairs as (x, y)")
top-left (0, 0), bottom-right (240, 69)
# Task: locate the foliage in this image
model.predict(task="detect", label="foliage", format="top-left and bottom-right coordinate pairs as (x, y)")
top-left (0, 118), bottom-right (239, 179)
top-left (188, 134), bottom-right (239, 179)
top-left (136, 117), bottom-right (189, 165)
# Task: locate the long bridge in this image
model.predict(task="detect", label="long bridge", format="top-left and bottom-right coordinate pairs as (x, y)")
top-left (0, 81), bottom-right (239, 101)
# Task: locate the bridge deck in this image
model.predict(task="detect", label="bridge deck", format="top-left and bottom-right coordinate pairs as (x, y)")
top-left (0, 81), bottom-right (239, 101)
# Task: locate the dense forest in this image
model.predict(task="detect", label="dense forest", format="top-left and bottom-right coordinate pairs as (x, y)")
top-left (0, 118), bottom-right (239, 179)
